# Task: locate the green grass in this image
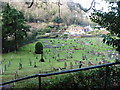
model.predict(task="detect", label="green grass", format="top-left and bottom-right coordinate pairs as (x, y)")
top-left (1, 37), bottom-right (118, 83)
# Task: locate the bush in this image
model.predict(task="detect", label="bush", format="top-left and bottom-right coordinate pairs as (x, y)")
top-left (35, 42), bottom-right (43, 54)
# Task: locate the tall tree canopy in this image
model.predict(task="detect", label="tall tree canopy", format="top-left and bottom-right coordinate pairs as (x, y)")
top-left (2, 3), bottom-right (30, 53)
top-left (90, 1), bottom-right (120, 53)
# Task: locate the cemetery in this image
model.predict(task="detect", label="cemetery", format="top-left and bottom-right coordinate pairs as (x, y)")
top-left (1, 37), bottom-right (119, 83)
top-left (1, 0), bottom-right (120, 89)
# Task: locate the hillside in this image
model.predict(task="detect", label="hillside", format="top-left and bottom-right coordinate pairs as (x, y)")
top-left (5, 1), bottom-right (94, 26)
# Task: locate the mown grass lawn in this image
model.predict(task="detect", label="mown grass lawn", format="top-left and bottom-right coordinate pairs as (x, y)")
top-left (1, 37), bottom-right (118, 83)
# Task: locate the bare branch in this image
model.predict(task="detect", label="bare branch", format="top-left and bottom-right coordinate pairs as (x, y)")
top-left (28, 0), bottom-right (34, 8)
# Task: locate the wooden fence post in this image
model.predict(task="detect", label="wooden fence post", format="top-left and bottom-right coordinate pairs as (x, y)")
top-left (38, 75), bottom-right (41, 90)
top-left (104, 66), bottom-right (109, 90)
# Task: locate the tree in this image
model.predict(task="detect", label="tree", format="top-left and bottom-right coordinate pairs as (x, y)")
top-left (90, 1), bottom-right (120, 53)
top-left (51, 16), bottom-right (63, 24)
top-left (2, 3), bottom-right (30, 53)
top-left (35, 42), bottom-right (45, 62)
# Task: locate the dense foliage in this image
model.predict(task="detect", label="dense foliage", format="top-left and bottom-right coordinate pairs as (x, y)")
top-left (90, 1), bottom-right (120, 53)
top-left (35, 42), bottom-right (43, 54)
top-left (2, 3), bottom-right (30, 53)
top-left (12, 66), bottom-right (120, 89)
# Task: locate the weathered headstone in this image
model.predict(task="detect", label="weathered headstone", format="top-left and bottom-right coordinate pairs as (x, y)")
top-left (34, 61), bottom-right (37, 68)
top-left (15, 71), bottom-right (18, 79)
top-left (1, 68), bottom-right (4, 75)
top-left (58, 67), bottom-right (62, 72)
top-left (11, 55), bottom-right (13, 60)
top-left (79, 61), bottom-right (82, 68)
top-left (64, 62), bottom-right (67, 69)
top-left (19, 62), bottom-right (22, 70)
top-left (29, 59), bottom-right (32, 66)
top-left (70, 62), bottom-right (73, 69)
top-left (4, 64), bottom-right (7, 71)
top-left (36, 56), bottom-right (38, 59)
top-left (8, 61), bottom-right (11, 67)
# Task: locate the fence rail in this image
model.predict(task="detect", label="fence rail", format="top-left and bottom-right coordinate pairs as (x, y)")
top-left (1, 62), bottom-right (120, 89)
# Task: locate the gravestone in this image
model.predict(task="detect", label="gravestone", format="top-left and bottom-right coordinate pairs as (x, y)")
top-left (79, 61), bottom-right (82, 68)
top-left (34, 61), bottom-right (37, 68)
top-left (15, 71), bottom-right (18, 79)
top-left (29, 59), bottom-right (32, 66)
top-left (1, 68), bottom-right (4, 75)
top-left (64, 62), bottom-right (67, 69)
top-left (4, 64), bottom-right (7, 71)
top-left (11, 55), bottom-right (13, 60)
top-left (70, 62), bottom-right (73, 69)
top-left (8, 61), bottom-right (11, 67)
top-left (58, 67), bottom-right (62, 72)
top-left (36, 56), bottom-right (38, 59)
top-left (19, 62), bottom-right (22, 70)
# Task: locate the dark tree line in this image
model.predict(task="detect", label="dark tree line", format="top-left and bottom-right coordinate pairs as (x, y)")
top-left (2, 3), bottom-right (30, 53)
top-left (90, 1), bottom-right (120, 53)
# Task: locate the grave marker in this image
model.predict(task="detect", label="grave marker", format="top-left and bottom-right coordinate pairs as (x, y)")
top-left (34, 61), bottom-right (37, 68)
top-left (4, 64), bottom-right (7, 71)
top-left (64, 62), bottom-right (67, 69)
top-left (70, 62), bottom-right (73, 69)
top-left (11, 55), bottom-right (13, 60)
top-left (29, 59), bottom-right (32, 66)
top-left (79, 61), bottom-right (82, 68)
top-left (8, 61), bottom-right (11, 67)
top-left (19, 62), bottom-right (22, 70)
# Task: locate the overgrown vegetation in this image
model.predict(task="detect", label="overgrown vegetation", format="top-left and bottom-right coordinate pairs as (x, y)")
top-left (2, 3), bottom-right (30, 53)
top-left (90, 1), bottom-right (120, 53)
top-left (12, 66), bottom-right (120, 89)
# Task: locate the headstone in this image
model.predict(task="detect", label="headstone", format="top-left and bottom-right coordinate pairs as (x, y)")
top-left (34, 61), bottom-right (37, 68)
top-left (14, 50), bottom-right (17, 54)
top-left (15, 71), bottom-right (18, 79)
top-left (58, 67), bottom-right (62, 72)
top-left (29, 59), bottom-right (32, 66)
top-left (4, 64), bottom-right (7, 71)
top-left (36, 56), bottom-right (38, 59)
top-left (19, 62), bottom-right (22, 70)
top-left (8, 61), bottom-right (11, 67)
top-left (15, 70), bottom-right (18, 77)
top-left (64, 62), bottom-right (67, 69)
top-left (79, 61), bottom-right (82, 68)
top-left (70, 62), bottom-right (73, 69)
top-left (1, 68), bottom-right (4, 75)
top-left (11, 55), bottom-right (13, 60)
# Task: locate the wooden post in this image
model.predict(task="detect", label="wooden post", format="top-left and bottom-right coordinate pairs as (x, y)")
top-left (104, 66), bottom-right (108, 90)
top-left (38, 76), bottom-right (41, 90)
